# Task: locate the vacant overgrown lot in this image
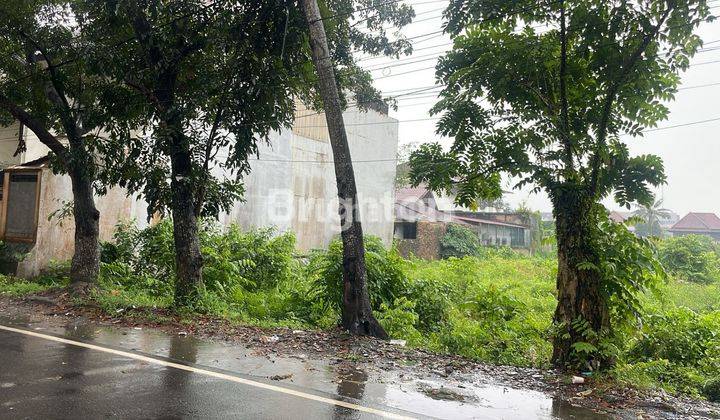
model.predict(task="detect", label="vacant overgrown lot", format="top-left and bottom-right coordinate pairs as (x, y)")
top-left (1, 221), bottom-right (719, 400)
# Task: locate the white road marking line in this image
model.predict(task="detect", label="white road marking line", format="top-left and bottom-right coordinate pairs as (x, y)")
top-left (0, 324), bottom-right (413, 419)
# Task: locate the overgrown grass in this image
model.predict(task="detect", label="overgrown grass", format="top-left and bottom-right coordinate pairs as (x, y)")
top-left (0, 262), bottom-right (69, 297)
top-left (403, 256), bottom-right (557, 367)
top-left (2, 222), bottom-right (720, 400)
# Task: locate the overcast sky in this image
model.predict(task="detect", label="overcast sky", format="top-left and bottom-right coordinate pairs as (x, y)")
top-left (364, 2), bottom-right (720, 216)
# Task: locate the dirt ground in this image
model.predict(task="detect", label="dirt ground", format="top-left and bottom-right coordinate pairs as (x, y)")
top-left (1, 290), bottom-right (719, 419)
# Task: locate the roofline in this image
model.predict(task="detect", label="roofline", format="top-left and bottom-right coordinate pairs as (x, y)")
top-left (452, 215), bottom-right (529, 229)
top-left (668, 228), bottom-right (720, 232)
top-left (3, 155), bottom-right (50, 170)
top-left (670, 212), bottom-right (720, 231)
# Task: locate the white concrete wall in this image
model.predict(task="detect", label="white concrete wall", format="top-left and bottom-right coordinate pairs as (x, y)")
top-left (0, 123), bottom-right (50, 168)
top-left (223, 106), bottom-right (399, 251)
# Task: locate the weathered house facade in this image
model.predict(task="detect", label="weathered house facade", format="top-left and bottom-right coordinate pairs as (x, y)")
top-left (0, 104), bottom-right (398, 277)
top-left (393, 185), bottom-right (531, 260)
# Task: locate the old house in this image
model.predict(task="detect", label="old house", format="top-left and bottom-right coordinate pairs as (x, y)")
top-left (669, 212), bottom-right (720, 241)
top-left (394, 187), bottom-right (469, 260)
top-left (448, 211), bottom-right (531, 248)
top-left (0, 104), bottom-right (398, 277)
top-left (393, 185), bottom-right (531, 259)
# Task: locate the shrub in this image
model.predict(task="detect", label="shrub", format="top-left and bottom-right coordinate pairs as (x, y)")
top-left (614, 360), bottom-right (705, 396)
top-left (440, 224), bottom-right (481, 259)
top-left (659, 235), bottom-right (720, 284)
top-left (704, 377), bottom-right (720, 402)
top-left (628, 308), bottom-right (720, 368)
top-left (465, 284), bottom-right (521, 322)
top-left (0, 241), bottom-right (30, 273)
top-left (201, 225), bottom-right (297, 293)
top-left (100, 220), bottom-right (297, 297)
top-left (376, 297), bottom-right (423, 345)
top-left (308, 236), bottom-right (409, 311)
top-left (406, 277), bottom-right (452, 332)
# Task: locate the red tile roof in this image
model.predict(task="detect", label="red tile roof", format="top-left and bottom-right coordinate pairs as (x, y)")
top-left (670, 212), bottom-right (720, 231)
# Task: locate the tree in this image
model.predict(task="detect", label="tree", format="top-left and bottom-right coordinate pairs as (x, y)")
top-left (84, 0), bottom-right (413, 307)
top-left (301, 0), bottom-right (387, 338)
top-left (409, 0), bottom-right (712, 368)
top-left (395, 142), bottom-right (421, 187)
top-left (0, 0), bottom-right (121, 286)
top-left (633, 197), bottom-right (673, 237)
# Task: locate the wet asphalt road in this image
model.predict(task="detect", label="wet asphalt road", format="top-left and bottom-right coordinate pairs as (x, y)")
top-left (0, 314), bottom-right (609, 420)
top-left (0, 327), bottom-right (397, 419)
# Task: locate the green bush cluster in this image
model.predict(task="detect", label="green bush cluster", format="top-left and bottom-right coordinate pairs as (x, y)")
top-left (96, 219), bottom-right (327, 326)
top-left (658, 235), bottom-right (720, 284)
top-left (307, 235), bottom-right (409, 312)
top-left (440, 224), bottom-right (481, 259)
top-left (619, 308), bottom-right (720, 397)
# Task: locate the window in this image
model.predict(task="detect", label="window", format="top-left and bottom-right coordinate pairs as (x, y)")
top-left (394, 222), bottom-right (417, 240)
top-left (2, 171), bottom-right (40, 242)
top-left (510, 227), bottom-right (526, 247)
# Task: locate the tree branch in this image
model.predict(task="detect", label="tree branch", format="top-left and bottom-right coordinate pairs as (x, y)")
top-left (558, 0), bottom-right (573, 172)
top-left (124, 76), bottom-right (162, 109)
top-left (0, 94), bottom-right (68, 157)
top-left (588, 2), bottom-right (675, 195)
top-left (18, 30), bottom-right (84, 146)
top-left (194, 108), bottom-right (224, 217)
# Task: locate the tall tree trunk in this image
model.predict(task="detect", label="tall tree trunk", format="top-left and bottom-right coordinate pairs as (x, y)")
top-left (551, 193), bottom-right (610, 368)
top-left (301, 0), bottom-right (387, 339)
top-left (68, 166), bottom-right (100, 286)
top-left (170, 144), bottom-right (204, 307)
top-left (0, 96), bottom-right (102, 286)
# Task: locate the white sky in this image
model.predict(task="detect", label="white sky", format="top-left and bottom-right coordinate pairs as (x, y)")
top-left (364, 2), bottom-right (720, 216)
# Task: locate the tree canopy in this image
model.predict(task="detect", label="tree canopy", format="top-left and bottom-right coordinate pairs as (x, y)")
top-left (411, 0), bottom-right (713, 209)
top-left (75, 0), bottom-right (414, 218)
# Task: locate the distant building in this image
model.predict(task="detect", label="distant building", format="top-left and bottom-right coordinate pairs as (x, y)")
top-left (393, 186), bottom-right (531, 259)
top-left (669, 212), bottom-right (720, 241)
top-left (609, 211), bottom-right (632, 224)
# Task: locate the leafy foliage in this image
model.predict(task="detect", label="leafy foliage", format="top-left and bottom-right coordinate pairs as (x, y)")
top-left (6, 225), bottom-right (720, 398)
top-left (440, 224), bottom-right (482, 259)
top-left (658, 235), bottom-right (720, 284)
top-left (629, 308), bottom-right (720, 367)
top-left (101, 220), bottom-right (298, 298)
top-left (619, 308), bottom-right (720, 396)
top-left (594, 211), bottom-right (666, 326)
top-left (376, 297), bottom-right (423, 345)
top-left (308, 235), bottom-right (409, 312)
top-left (632, 197), bottom-right (674, 238)
top-left (77, 0), bottom-right (415, 217)
top-left (704, 377), bottom-right (720, 402)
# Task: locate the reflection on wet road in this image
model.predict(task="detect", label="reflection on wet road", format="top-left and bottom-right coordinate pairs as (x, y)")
top-left (0, 315), bottom-right (607, 419)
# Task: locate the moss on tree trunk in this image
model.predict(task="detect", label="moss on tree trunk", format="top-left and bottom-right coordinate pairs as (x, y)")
top-left (551, 193), bottom-right (610, 368)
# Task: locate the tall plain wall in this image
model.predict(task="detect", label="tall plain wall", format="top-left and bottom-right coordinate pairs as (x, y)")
top-left (223, 106), bottom-right (398, 251)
